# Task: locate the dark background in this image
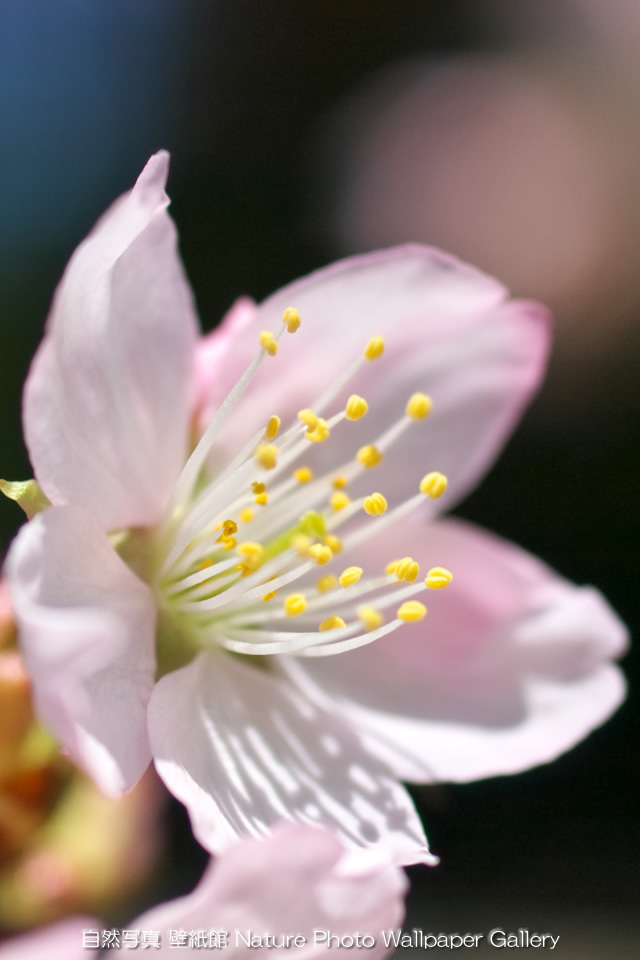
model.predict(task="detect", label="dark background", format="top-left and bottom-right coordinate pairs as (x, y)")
top-left (0, 3), bottom-right (637, 957)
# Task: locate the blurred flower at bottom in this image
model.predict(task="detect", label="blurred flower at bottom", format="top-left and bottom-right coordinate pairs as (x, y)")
top-left (0, 823), bottom-right (407, 960)
top-left (0, 580), bottom-right (165, 935)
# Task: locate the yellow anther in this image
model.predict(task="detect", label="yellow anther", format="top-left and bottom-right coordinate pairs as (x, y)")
top-left (197, 558), bottom-right (214, 571)
top-left (305, 418), bottom-right (330, 443)
top-left (255, 444), bottom-right (278, 470)
top-left (298, 408), bottom-right (318, 429)
top-left (364, 336), bottom-right (385, 361)
top-left (324, 534), bottom-right (343, 555)
top-left (252, 481), bottom-right (266, 494)
top-left (425, 567), bottom-right (453, 589)
top-left (259, 330), bottom-right (278, 356)
top-left (254, 492), bottom-right (268, 506)
top-left (309, 543), bottom-right (333, 566)
top-left (397, 601), bottom-right (427, 623)
top-left (405, 392), bottom-right (433, 420)
top-left (220, 536), bottom-right (237, 550)
top-left (291, 534), bottom-right (313, 556)
top-left (319, 616), bottom-right (346, 632)
top-left (345, 394), bottom-right (368, 421)
top-left (363, 492), bottom-right (387, 516)
top-left (294, 466), bottom-right (313, 484)
top-left (330, 491), bottom-right (351, 512)
top-left (395, 557), bottom-right (420, 584)
top-left (385, 559), bottom-right (400, 575)
top-left (284, 593), bottom-right (307, 617)
top-left (420, 472), bottom-right (448, 499)
top-left (262, 590), bottom-right (277, 602)
top-left (236, 541), bottom-right (264, 571)
top-left (215, 519), bottom-right (238, 542)
top-left (357, 444), bottom-right (383, 469)
top-left (282, 306), bottom-right (301, 333)
top-left (240, 507), bottom-right (254, 524)
top-left (316, 574), bottom-right (338, 593)
top-left (358, 606), bottom-right (384, 631)
top-left (339, 566), bottom-right (363, 588)
top-left (265, 415), bottom-right (281, 440)
top-left (331, 475), bottom-right (348, 490)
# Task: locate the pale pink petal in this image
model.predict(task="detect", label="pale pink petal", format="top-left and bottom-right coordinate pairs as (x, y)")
top-left (192, 296), bottom-right (257, 427)
top-left (5, 507), bottom-right (156, 794)
top-left (0, 916), bottom-right (98, 959)
top-left (136, 824), bottom-right (406, 960)
top-left (148, 651), bottom-right (434, 866)
top-left (283, 518), bottom-right (627, 782)
top-left (24, 151), bottom-right (198, 532)
top-left (203, 246), bottom-right (549, 510)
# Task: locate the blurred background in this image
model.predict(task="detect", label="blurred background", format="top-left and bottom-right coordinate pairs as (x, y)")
top-left (0, 2), bottom-right (637, 956)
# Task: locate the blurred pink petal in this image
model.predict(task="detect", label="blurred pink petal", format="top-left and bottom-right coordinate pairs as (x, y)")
top-left (24, 151), bottom-right (198, 531)
top-left (0, 916), bottom-right (97, 960)
top-left (0, 826), bottom-right (406, 960)
top-left (6, 507), bottom-right (156, 793)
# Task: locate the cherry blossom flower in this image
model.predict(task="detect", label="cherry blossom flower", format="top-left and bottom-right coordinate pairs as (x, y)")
top-left (4, 152), bottom-right (627, 865)
top-left (0, 824), bottom-right (405, 959)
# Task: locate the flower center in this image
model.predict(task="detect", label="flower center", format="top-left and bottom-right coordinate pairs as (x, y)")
top-left (151, 309), bottom-right (452, 672)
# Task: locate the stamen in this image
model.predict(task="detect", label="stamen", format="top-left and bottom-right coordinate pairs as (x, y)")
top-left (319, 616), bottom-right (346, 632)
top-left (345, 395), bottom-right (368, 421)
top-left (282, 307), bottom-right (301, 333)
top-left (394, 557), bottom-right (419, 583)
top-left (259, 330), bottom-right (278, 356)
top-left (236, 541), bottom-right (265, 572)
top-left (405, 393), bottom-right (432, 420)
top-left (358, 606), bottom-right (384, 631)
top-left (425, 567), bottom-right (453, 589)
top-left (308, 543), bottom-right (333, 565)
top-left (240, 507), bottom-right (254, 523)
top-left (364, 336), bottom-right (385, 361)
top-left (284, 593), bottom-right (307, 616)
top-left (397, 601), bottom-right (427, 622)
top-left (294, 466), bottom-right (313, 484)
top-left (357, 445), bottom-right (384, 469)
top-left (331, 475), bottom-right (348, 490)
top-left (420, 472), bottom-right (448, 499)
top-left (339, 566), bottom-right (363, 588)
top-left (265, 416), bottom-right (281, 440)
top-left (324, 534), bottom-right (342, 554)
top-left (316, 574), bottom-right (338, 593)
top-left (305, 418), bottom-right (330, 443)
top-left (298, 409), bottom-right (318, 429)
top-left (255, 444), bottom-right (278, 470)
top-left (330, 491), bottom-right (351, 512)
top-left (363, 492), bottom-right (387, 516)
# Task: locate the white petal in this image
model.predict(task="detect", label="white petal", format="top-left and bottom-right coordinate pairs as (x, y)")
top-left (283, 518), bottom-right (627, 782)
top-left (24, 151), bottom-right (198, 531)
top-left (135, 824), bottom-right (406, 959)
top-left (200, 246), bottom-right (548, 510)
top-left (5, 507), bottom-right (156, 794)
top-left (148, 651), bottom-right (434, 866)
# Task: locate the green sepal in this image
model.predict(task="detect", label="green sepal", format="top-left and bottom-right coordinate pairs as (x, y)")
top-left (0, 479), bottom-right (51, 519)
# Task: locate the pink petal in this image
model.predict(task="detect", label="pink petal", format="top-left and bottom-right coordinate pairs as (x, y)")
top-left (148, 651), bottom-right (434, 866)
top-left (201, 246), bottom-right (549, 511)
top-left (0, 916), bottom-right (98, 959)
top-left (5, 507), bottom-right (156, 794)
top-left (24, 151), bottom-right (198, 532)
top-left (283, 518), bottom-right (627, 782)
top-left (192, 296), bottom-right (257, 429)
top-left (136, 824), bottom-right (406, 959)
